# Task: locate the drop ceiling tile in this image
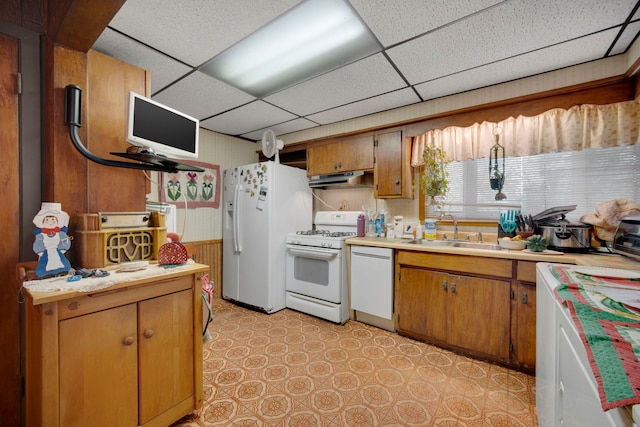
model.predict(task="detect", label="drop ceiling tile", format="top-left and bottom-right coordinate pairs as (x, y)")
top-left (92, 28), bottom-right (192, 94)
top-left (349, 0), bottom-right (502, 47)
top-left (415, 29), bottom-right (619, 101)
top-left (200, 101), bottom-right (297, 135)
top-left (152, 71), bottom-right (255, 120)
top-left (265, 53), bottom-right (406, 116)
top-left (388, 0), bottom-right (637, 85)
top-left (106, 0), bottom-right (302, 66)
top-left (610, 21), bottom-right (640, 55)
top-left (306, 88), bottom-right (420, 125)
top-left (241, 118), bottom-right (318, 141)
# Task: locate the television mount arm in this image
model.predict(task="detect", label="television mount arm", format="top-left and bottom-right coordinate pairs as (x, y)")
top-left (64, 84), bottom-right (203, 173)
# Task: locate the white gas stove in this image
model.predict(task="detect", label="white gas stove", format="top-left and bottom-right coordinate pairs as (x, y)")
top-left (285, 211), bottom-right (361, 323)
top-left (286, 211), bottom-right (360, 249)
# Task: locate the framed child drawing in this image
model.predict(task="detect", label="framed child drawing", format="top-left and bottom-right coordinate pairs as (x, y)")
top-left (160, 160), bottom-right (221, 209)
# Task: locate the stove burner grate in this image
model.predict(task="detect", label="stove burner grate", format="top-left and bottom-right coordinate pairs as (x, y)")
top-left (296, 229), bottom-right (329, 235)
top-left (327, 232), bottom-right (356, 238)
top-left (294, 230), bottom-right (356, 238)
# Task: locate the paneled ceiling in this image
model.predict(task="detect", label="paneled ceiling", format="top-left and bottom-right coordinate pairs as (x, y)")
top-left (93, 0), bottom-right (640, 142)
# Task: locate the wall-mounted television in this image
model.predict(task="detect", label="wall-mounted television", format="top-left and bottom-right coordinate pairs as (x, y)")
top-left (126, 92), bottom-right (199, 159)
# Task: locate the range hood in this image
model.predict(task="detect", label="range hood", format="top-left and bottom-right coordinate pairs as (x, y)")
top-left (308, 171), bottom-right (373, 188)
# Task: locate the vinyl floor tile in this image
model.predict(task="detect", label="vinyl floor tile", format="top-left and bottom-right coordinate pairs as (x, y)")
top-left (174, 299), bottom-right (538, 426)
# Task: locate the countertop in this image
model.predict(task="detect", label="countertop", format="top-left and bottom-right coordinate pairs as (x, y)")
top-left (346, 237), bottom-right (640, 270)
top-left (22, 261), bottom-right (210, 305)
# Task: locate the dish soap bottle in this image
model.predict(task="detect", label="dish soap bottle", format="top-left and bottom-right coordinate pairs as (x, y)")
top-left (424, 218), bottom-right (437, 239)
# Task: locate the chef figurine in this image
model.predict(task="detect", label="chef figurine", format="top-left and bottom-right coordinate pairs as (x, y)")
top-left (32, 202), bottom-right (72, 278)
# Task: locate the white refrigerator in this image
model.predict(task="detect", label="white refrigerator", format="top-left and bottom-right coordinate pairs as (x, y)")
top-left (223, 161), bottom-right (312, 313)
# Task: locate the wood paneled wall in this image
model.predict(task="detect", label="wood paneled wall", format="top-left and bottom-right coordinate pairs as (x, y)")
top-left (187, 240), bottom-right (223, 299)
top-left (0, 32), bottom-right (22, 427)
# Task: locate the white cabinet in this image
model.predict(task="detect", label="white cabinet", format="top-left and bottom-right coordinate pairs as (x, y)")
top-left (536, 263), bottom-right (635, 427)
top-left (350, 246), bottom-right (394, 326)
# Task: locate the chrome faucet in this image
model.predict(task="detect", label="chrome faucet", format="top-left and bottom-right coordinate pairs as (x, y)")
top-left (438, 213), bottom-right (458, 240)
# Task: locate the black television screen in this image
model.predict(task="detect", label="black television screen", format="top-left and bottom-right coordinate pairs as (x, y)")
top-left (126, 92), bottom-right (199, 159)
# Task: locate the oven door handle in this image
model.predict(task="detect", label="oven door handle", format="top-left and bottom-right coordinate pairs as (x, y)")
top-left (287, 246), bottom-right (339, 260)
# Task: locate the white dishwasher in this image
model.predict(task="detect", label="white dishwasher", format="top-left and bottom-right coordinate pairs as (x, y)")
top-left (350, 245), bottom-right (394, 330)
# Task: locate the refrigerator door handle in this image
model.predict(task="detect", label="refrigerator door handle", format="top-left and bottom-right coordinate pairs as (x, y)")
top-left (233, 185), bottom-right (242, 253)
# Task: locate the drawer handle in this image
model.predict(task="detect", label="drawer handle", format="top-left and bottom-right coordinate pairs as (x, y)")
top-left (441, 280), bottom-right (447, 291)
top-left (143, 329), bottom-right (155, 339)
top-left (123, 336), bottom-right (135, 346)
top-left (450, 282), bottom-right (457, 293)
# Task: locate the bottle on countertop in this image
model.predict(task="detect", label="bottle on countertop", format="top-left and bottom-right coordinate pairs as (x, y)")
top-left (424, 218), bottom-right (437, 239)
top-left (356, 214), bottom-right (365, 237)
top-left (386, 223), bottom-right (395, 238)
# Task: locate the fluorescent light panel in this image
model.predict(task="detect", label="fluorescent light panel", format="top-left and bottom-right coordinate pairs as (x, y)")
top-left (200, 0), bottom-right (381, 97)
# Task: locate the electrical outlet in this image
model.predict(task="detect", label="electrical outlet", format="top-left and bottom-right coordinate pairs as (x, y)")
top-left (338, 201), bottom-right (348, 210)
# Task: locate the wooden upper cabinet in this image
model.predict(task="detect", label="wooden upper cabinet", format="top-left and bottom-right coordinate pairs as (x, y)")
top-left (306, 134), bottom-right (374, 176)
top-left (374, 128), bottom-right (413, 199)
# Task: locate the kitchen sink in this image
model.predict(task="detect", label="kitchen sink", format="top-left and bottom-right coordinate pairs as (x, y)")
top-left (404, 239), bottom-right (503, 251)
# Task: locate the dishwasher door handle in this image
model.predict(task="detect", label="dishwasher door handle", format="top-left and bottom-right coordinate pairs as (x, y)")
top-left (352, 252), bottom-right (391, 260)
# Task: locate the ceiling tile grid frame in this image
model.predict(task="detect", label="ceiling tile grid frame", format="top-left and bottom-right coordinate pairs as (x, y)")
top-left (386, 0), bottom-right (639, 86)
top-left (152, 71), bottom-right (255, 120)
top-left (92, 28), bottom-right (192, 93)
top-left (347, 0), bottom-right (505, 47)
top-left (103, 0), bottom-right (304, 67)
top-left (91, 0), bottom-right (640, 142)
top-left (414, 28), bottom-right (623, 101)
top-left (200, 100), bottom-right (298, 135)
top-left (305, 87), bottom-right (421, 125)
top-left (242, 118), bottom-right (319, 141)
top-left (263, 53), bottom-right (408, 116)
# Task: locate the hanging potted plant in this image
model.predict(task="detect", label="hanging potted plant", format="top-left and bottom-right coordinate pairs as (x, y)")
top-left (421, 145), bottom-right (450, 213)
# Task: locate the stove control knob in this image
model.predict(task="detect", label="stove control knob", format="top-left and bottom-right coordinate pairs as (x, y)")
top-left (325, 242), bottom-right (333, 248)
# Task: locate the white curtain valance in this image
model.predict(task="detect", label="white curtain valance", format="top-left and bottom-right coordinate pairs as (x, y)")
top-left (411, 98), bottom-right (640, 166)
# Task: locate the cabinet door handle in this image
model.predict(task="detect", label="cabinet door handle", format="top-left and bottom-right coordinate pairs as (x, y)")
top-left (450, 282), bottom-right (456, 293)
top-left (395, 177), bottom-right (400, 185)
top-left (143, 329), bottom-right (155, 339)
top-left (123, 336), bottom-right (135, 346)
top-left (521, 293), bottom-right (528, 304)
top-left (441, 280), bottom-right (447, 291)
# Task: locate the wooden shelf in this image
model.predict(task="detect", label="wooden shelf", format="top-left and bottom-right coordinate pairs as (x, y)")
top-left (110, 152), bottom-right (204, 172)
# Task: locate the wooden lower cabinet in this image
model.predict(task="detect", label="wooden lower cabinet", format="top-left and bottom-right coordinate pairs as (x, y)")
top-left (511, 260), bottom-right (539, 370)
top-left (395, 250), bottom-right (534, 369)
top-left (396, 264), bottom-right (511, 362)
top-left (24, 264), bottom-right (208, 427)
top-left (59, 303), bottom-right (139, 426)
top-left (396, 267), bottom-right (448, 342)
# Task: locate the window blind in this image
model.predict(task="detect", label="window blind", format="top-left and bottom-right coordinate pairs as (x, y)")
top-left (425, 144), bottom-right (640, 220)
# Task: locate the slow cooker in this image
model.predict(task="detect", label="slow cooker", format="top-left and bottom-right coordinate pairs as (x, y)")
top-left (533, 205), bottom-right (593, 252)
